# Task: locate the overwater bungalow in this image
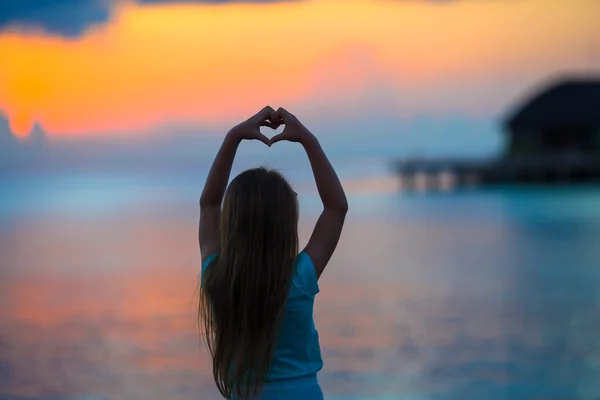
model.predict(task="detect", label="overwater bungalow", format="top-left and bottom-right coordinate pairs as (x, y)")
top-left (395, 77), bottom-right (600, 191)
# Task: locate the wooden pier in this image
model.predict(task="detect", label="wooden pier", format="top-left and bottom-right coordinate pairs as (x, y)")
top-left (394, 158), bottom-right (485, 192)
top-left (395, 156), bottom-right (600, 192)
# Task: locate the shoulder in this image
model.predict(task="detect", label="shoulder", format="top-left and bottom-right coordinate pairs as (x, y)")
top-left (293, 251), bottom-right (320, 297)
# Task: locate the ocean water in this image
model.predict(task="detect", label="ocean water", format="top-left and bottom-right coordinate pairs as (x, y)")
top-left (1, 159), bottom-right (600, 400)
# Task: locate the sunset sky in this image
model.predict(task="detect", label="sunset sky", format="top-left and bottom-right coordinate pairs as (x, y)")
top-left (2, 5), bottom-right (600, 398)
top-left (0, 0), bottom-right (598, 142)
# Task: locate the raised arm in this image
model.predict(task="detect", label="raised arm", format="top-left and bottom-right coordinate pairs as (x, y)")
top-left (199, 106), bottom-right (276, 263)
top-left (270, 108), bottom-right (348, 279)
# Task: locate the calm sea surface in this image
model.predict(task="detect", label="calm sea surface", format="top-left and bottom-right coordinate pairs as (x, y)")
top-left (1, 159), bottom-right (600, 400)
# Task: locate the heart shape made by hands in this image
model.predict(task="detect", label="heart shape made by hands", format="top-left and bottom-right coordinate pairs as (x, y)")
top-left (260, 123), bottom-right (285, 140)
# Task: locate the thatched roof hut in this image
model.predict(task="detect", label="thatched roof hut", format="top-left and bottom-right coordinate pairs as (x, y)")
top-left (506, 79), bottom-right (600, 131)
top-left (503, 77), bottom-right (600, 157)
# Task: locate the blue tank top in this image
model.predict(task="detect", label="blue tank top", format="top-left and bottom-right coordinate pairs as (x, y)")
top-left (201, 251), bottom-right (323, 382)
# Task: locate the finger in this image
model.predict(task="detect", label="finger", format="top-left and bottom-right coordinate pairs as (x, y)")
top-left (269, 132), bottom-right (285, 145)
top-left (256, 106), bottom-right (275, 124)
top-left (261, 119), bottom-right (279, 129)
top-left (261, 114), bottom-right (280, 129)
top-left (256, 133), bottom-right (270, 146)
top-left (273, 108), bottom-right (283, 125)
top-left (276, 107), bottom-right (294, 120)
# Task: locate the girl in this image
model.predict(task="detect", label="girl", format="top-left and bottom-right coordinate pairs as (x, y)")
top-left (199, 106), bottom-right (348, 399)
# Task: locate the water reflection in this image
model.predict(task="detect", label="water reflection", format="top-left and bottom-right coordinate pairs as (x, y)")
top-left (1, 188), bottom-right (600, 399)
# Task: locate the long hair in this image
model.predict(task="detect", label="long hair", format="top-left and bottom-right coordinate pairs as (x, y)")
top-left (199, 167), bottom-right (299, 399)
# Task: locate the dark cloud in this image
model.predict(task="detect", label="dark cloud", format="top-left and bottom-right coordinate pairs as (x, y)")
top-left (0, 0), bottom-right (112, 37)
top-left (0, 0), bottom-right (297, 38)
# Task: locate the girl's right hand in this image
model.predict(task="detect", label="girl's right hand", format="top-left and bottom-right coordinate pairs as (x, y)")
top-left (228, 106), bottom-right (279, 146)
top-left (269, 108), bottom-right (314, 146)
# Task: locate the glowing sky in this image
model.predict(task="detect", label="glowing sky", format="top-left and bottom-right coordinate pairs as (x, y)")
top-left (0, 0), bottom-right (598, 138)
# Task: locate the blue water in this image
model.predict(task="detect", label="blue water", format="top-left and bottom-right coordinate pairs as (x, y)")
top-left (1, 161), bottom-right (600, 399)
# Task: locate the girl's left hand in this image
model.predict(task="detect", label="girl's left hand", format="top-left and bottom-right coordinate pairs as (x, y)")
top-left (228, 106), bottom-right (278, 146)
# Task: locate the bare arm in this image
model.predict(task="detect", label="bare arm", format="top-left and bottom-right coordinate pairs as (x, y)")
top-left (199, 134), bottom-right (241, 263)
top-left (270, 108), bottom-right (348, 278)
top-left (302, 134), bottom-right (348, 278)
top-left (199, 106), bottom-right (275, 263)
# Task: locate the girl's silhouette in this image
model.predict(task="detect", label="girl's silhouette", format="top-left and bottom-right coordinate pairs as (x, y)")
top-left (199, 106), bottom-right (348, 399)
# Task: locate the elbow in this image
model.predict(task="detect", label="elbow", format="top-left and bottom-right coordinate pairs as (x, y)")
top-left (327, 197), bottom-right (348, 215)
top-left (340, 198), bottom-right (349, 214)
top-left (199, 194), bottom-right (208, 208)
